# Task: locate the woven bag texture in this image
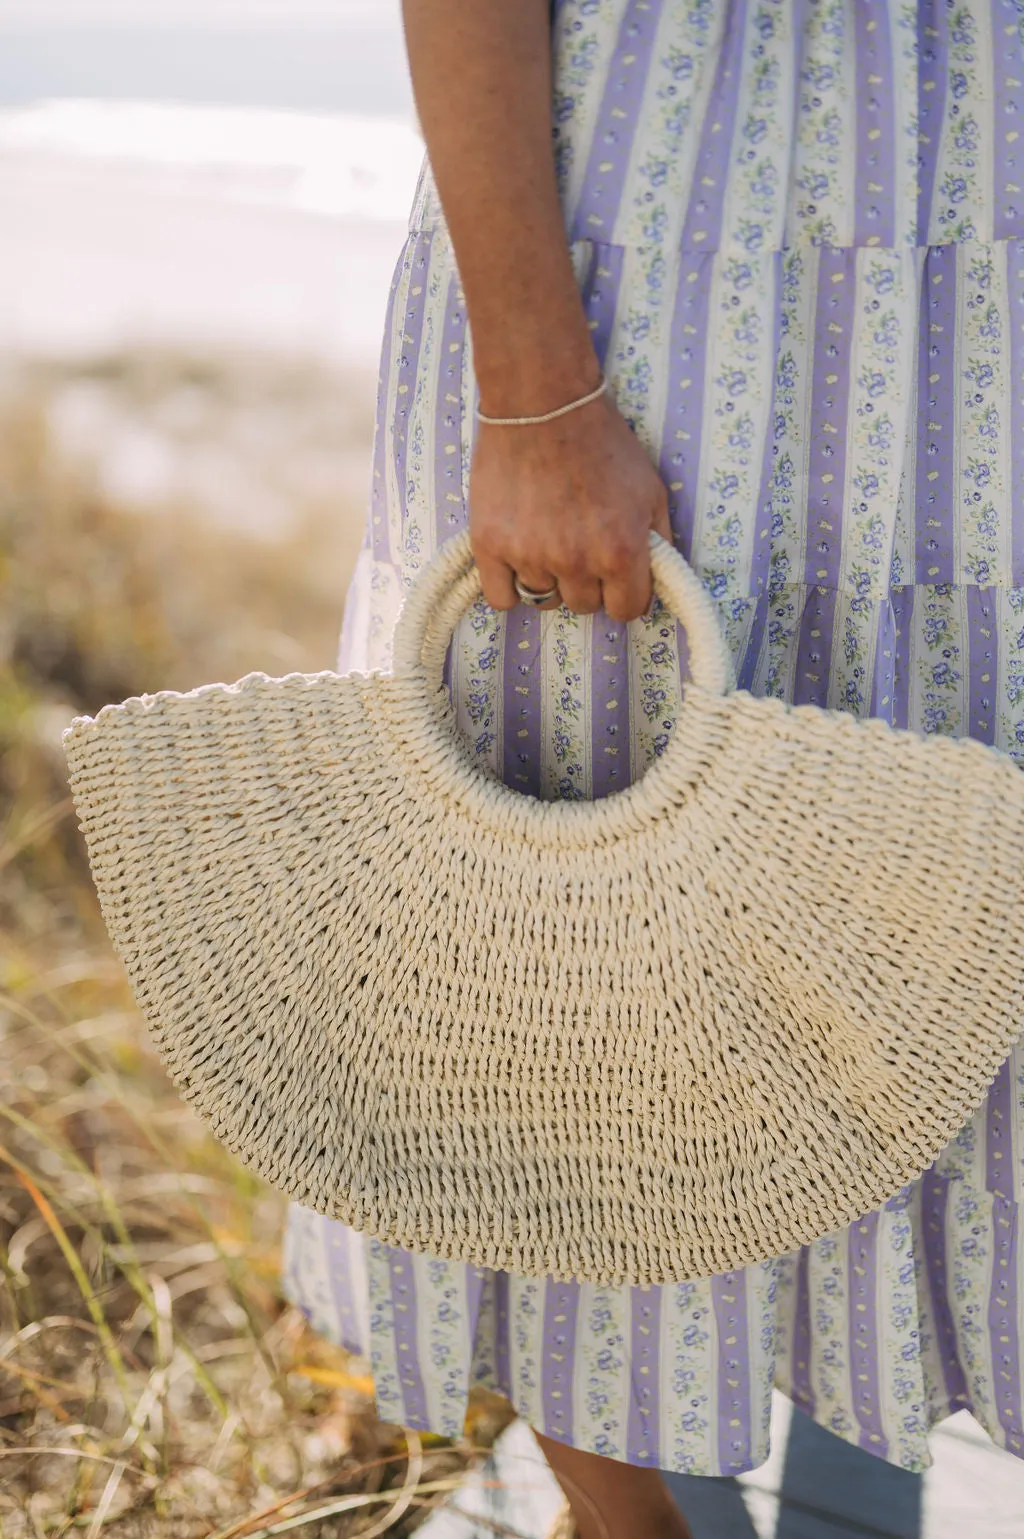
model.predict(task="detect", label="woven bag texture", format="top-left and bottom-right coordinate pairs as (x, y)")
top-left (64, 531), bottom-right (1024, 1285)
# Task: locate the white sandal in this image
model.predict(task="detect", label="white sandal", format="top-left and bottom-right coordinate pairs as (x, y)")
top-left (546, 1502), bottom-right (579, 1539)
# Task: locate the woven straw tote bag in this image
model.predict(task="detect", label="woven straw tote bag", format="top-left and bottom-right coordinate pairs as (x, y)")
top-left (64, 529), bottom-right (1024, 1286)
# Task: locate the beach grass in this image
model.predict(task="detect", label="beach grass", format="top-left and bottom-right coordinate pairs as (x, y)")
top-left (0, 356), bottom-right (510, 1537)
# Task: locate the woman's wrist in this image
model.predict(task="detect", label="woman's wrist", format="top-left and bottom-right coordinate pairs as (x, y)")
top-left (472, 315), bottom-right (603, 421)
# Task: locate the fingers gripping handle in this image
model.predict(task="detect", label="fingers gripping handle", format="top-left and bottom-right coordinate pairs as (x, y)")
top-left (390, 529), bottom-right (734, 699)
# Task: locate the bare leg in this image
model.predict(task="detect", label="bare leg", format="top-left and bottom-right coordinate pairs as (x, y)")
top-left (535, 1431), bottom-right (693, 1539)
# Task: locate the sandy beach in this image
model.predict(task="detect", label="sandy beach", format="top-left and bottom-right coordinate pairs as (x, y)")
top-left (0, 97), bottom-right (424, 546)
top-left (0, 100), bottom-right (422, 366)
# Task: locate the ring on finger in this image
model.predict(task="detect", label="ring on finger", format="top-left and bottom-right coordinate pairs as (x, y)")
top-left (513, 573), bottom-right (561, 607)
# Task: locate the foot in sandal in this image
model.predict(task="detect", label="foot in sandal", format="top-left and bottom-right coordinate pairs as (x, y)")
top-left (537, 1433), bottom-right (693, 1539)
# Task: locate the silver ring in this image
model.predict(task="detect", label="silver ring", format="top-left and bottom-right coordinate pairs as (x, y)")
top-left (513, 573), bottom-right (560, 607)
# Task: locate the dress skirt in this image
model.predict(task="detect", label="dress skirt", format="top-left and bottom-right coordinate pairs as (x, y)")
top-left (283, 0), bottom-right (1024, 1476)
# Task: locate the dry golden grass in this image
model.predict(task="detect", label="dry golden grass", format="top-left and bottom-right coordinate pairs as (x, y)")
top-left (0, 358), bottom-right (511, 1537)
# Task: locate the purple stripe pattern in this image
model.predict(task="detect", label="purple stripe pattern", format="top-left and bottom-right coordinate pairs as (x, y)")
top-left (790, 1249), bottom-right (815, 1417)
top-left (854, 0), bottom-right (897, 247)
top-left (890, 585), bottom-right (916, 730)
top-left (386, 1247), bottom-right (431, 1431)
top-left (737, 590), bottom-right (771, 691)
top-left (868, 592), bottom-right (899, 720)
top-left (986, 1064), bottom-right (1024, 1457)
top-left (848, 1213), bottom-right (889, 1457)
top-left (793, 585), bottom-right (838, 709)
top-left (921, 1169), bottom-right (972, 1413)
top-left (967, 585), bottom-right (999, 742)
top-left (569, 0), bottom-right (659, 243)
top-left (804, 246), bottom-right (856, 590)
top-left (581, 240), bottom-right (625, 365)
top-left (591, 614), bottom-right (631, 797)
top-left (580, 244), bottom-right (632, 797)
top-left (712, 1270), bottom-right (753, 1473)
top-left (1008, 240), bottom-right (1024, 581)
top-left (502, 608), bottom-right (544, 798)
top-left (433, 271), bottom-right (467, 549)
top-left (916, 0), bottom-right (948, 242)
top-left (915, 244), bottom-right (958, 585)
top-left (494, 1270), bottom-right (512, 1401)
top-left (434, 271), bottom-right (467, 696)
top-left (282, 0), bottom-right (1024, 1480)
top-left (626, 1285), bottom-right (662, 1465)
top-left (679, 0), bottom-right (748, 252)
top-left (993, 0), bottom-right (1024, 241)
top-left (659, 254), bottom-right (714, 560)
top-left (390, 233), bottom-right (432, 552)
top-left (749, 252), bottom-right (784, 598)
top-left (541, 1279), bottom-right (581, 1445)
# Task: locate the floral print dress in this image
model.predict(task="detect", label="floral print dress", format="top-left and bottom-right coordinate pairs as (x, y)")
top-left (283, 0), bottom-right (1024, 1477)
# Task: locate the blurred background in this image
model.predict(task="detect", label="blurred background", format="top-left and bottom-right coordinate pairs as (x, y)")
top-left (5, 7), bottom-right (1024, 1539)
top-left (0, 5), bottom-right (513, 1535)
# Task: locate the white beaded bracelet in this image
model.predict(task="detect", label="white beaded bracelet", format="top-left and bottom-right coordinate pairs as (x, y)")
top-left (476, 375), bottom-right (607, 426)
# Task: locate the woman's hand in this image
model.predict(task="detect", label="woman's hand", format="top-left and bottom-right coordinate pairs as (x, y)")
top-left (470, 393), bottom-right (673, 623)
top-left (402, 0), bottom-right (670, 620)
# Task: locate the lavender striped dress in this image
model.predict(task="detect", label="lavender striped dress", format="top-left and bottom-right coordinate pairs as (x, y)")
top-left (283, 0), bottom-right (1024, 1477)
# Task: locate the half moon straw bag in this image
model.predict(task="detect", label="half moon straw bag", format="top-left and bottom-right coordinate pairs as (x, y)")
top-left (64, 529), bottom-right (1024, 1286)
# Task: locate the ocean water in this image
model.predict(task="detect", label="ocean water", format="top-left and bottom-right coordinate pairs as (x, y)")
top-left (0, 9), bottom-right (419, 362)
top-left (0, 24), bottom-right (414, 118)
top-left (0, 99), bottom-right (423, 223)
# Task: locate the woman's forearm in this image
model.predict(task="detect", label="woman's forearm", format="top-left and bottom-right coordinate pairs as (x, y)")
top-left (401, 1), bottom-right (669, 623)
top-left (401, 0), bottom-right (600, 417)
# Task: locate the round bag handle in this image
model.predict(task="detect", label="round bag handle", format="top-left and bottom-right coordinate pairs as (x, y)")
top-left (391, 528), bottom-right (735, 698)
